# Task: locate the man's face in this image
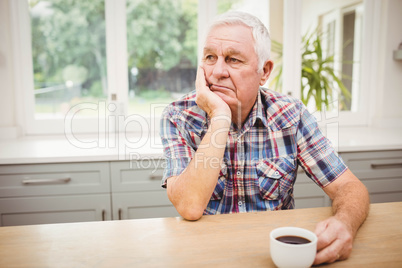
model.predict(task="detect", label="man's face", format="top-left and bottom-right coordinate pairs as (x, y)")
top-left (202, 24), bottom-right (270, 123)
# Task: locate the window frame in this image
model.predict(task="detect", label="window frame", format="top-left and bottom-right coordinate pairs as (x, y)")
top-left (12, 0), bottom-right (115, 135)
top-left (319, 3), bottom-right (364, 115)
top-left (337, 0), bottom-right (377, 126)
top-left (285, 0), bottom-right (376, 126)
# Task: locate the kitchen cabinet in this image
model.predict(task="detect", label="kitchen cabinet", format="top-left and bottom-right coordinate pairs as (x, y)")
top-left (112, 192), bottom-right (179, 220)
top-left (110, 160), bottom-right (179, 220)
top-left (293, 171), bottom-right (331, 209)
top-left (0, 195), bottom-right (111, 226)
top-left (293, 149), bottom-right (402, 208)
top-left (0, 162), bottom-right (111, 226)
top-left (0, 160), bottom-right (178, 226)
top-left (340, 150), bottom-right (402, 203)
top-left (1, 149), bottom-right (401, 226)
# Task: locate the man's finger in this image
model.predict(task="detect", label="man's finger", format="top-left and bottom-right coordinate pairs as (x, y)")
top-left (195, 66), bottom-right (202, 89)
top-left (315, 223), bottom-right (339, 251)
top-left (314, 218), bottom-right (328, 237)
top-left (315, 217), bottom-right (344, 250)
top-left (313, 238), bottom-right (344, 265)
top-left (196, 65), bottom-right (208, 92)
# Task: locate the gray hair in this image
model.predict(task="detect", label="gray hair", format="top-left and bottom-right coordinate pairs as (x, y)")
top-left (208, 11), bottom-right (271, 71)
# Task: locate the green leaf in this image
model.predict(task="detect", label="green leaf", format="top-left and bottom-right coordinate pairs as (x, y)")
top-left (272, 25), bottom-right (353, 111)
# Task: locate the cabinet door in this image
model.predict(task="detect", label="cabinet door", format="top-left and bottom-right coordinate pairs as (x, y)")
top-left (341, 150), bottom-right (402, 203)
top-left (0, 194), bottom-right (111, 226)
top-left (110, 160), bottom-right (178, 219)
top-left (293, 171), bottom-right (330, 209)
top-left (110, 160), bottom-right (165, 192)
top-left (112, 191), bottom-right (179, 220)
top-left (0, 162), bottom-right (110, 197)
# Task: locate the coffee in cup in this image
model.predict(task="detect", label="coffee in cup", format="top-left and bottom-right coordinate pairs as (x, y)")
top-left (270, 227), bottom-right (317, 268)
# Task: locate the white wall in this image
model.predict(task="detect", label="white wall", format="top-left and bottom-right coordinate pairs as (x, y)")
top-left (378, 0), bottom-right (402, 123)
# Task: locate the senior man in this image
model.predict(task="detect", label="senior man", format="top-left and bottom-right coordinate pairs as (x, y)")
top-left (160, 11), bottom-right (369, 265)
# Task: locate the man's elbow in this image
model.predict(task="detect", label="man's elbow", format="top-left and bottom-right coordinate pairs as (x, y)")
top-left (168, 193), bottom-right (205, 220)
top-left (173, 203), bottom-right (204, 221)
top-left (166, 179), bottom-right (206, 221)
top-left (178, 206), bottom-right (204, 221)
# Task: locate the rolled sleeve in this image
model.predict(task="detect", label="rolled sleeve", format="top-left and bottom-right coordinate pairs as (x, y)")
top-left (160, 106), bottom-right (195, 188)
top-left (296, 106), bottom-right (347, 187)
top-left (161, 157), bottom-right (192, 188)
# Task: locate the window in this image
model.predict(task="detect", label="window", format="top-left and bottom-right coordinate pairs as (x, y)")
top-left (29, 0), bottom-right (107, 119)
top-left (18, 0), bottom-right (280, 136)
top-left (23, 0), bottom-right (199, 135)
top-left (13, 0), bottom-right (375, 137)
top-left (298, 0), bottom-right (368, 125)
top-left (125, 0), bottom-right (198, 118)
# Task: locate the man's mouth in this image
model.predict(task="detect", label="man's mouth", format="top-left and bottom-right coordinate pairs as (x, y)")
top-left (210, 84), bottom-right (233, 92)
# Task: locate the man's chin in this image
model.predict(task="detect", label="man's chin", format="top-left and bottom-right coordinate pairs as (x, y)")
top-left (214, 91), bottom-right (235, 104)
top-left (213, 92), bottom-right (240, 113)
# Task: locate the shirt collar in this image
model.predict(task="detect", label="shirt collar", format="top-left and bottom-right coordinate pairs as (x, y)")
top-left (256, 88), bottom-right (269, 128)
top-left (242, 88), bottom-right (269, 131)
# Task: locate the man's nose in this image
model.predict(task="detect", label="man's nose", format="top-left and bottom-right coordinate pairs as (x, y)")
top-left (212, 57), bottom-right (229, 79)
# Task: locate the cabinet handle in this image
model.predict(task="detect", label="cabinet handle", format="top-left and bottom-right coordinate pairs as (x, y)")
top-left (371, 163), bottom-right (402, 169)
top-left (149, 174), bottom-right (163, 180)
top-left (102, 210), bottom-right (106, 221)
top-left (22, 177), bottom-right (71, 185)
top-left (118, 209), bottom-right (122, 220)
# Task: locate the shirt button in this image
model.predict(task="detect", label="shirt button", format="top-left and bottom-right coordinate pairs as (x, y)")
top-left (238, 201), bottom-right (243, 206)
top-left (274, 171), bottom-right (280, 176)
top-left (236, 171), bottom-right (241, 176)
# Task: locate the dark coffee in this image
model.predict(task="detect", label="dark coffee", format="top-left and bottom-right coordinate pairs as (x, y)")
top-left (276, 235), bottom-right (311, 245)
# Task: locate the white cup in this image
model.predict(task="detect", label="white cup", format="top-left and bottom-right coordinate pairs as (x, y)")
top-left (270, 227), bottom-right (317, 268)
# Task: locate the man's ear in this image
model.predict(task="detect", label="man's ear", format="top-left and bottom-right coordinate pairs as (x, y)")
top-left (259, 60), bottom-right (274, 86)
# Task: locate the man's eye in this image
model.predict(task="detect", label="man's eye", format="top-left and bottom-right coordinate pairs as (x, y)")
top-left (228, 57), bottom-right (240, 63)
top-left (205, 55), bottom-right (215, 61)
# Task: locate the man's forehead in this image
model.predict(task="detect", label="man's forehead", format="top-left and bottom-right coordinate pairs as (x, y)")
top-left (203, 46), bottom-right (243, 56)
top-left (205, 24), bottom-right (253, 46)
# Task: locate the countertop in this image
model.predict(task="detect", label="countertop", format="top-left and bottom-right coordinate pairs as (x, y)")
top-left (1, 202), bottom-right (401, 267)
top-left (0, 126), bottom-right (401, 165)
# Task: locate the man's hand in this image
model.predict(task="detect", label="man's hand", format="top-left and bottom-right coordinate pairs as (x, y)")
top-left (195, 65), bottom-right (231, 119)
top-left (313, 169), bottom-right (370, 265)
top-left (313, 217), bottom-right (353, 265)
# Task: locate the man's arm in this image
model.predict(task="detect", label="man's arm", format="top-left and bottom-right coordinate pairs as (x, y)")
top-left (166, 66), bottom-right (231, 221)
top-left (313, 168), bottom-right (370, 265)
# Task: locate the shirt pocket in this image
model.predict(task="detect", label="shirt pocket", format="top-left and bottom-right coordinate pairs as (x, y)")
top-left (210, 164), bottom-right (227, 201)
top-left (256, 157), bottom-right (296, 201)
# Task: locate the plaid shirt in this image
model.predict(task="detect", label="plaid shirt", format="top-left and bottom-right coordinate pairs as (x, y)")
top-left (160, 87), bottom-right (347, 214)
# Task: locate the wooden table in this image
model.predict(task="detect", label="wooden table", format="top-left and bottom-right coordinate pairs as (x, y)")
top-left (0, 202), bottom-right (401, 267)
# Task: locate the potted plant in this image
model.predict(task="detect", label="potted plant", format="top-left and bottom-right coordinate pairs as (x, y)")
top-left (270, 29), bottom-right (351, 111)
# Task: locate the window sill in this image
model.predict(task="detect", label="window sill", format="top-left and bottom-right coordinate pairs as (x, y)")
top-left (0, 126), bottom-right (402, 165)
top-left (0, 132), bottom-right (164, 165)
